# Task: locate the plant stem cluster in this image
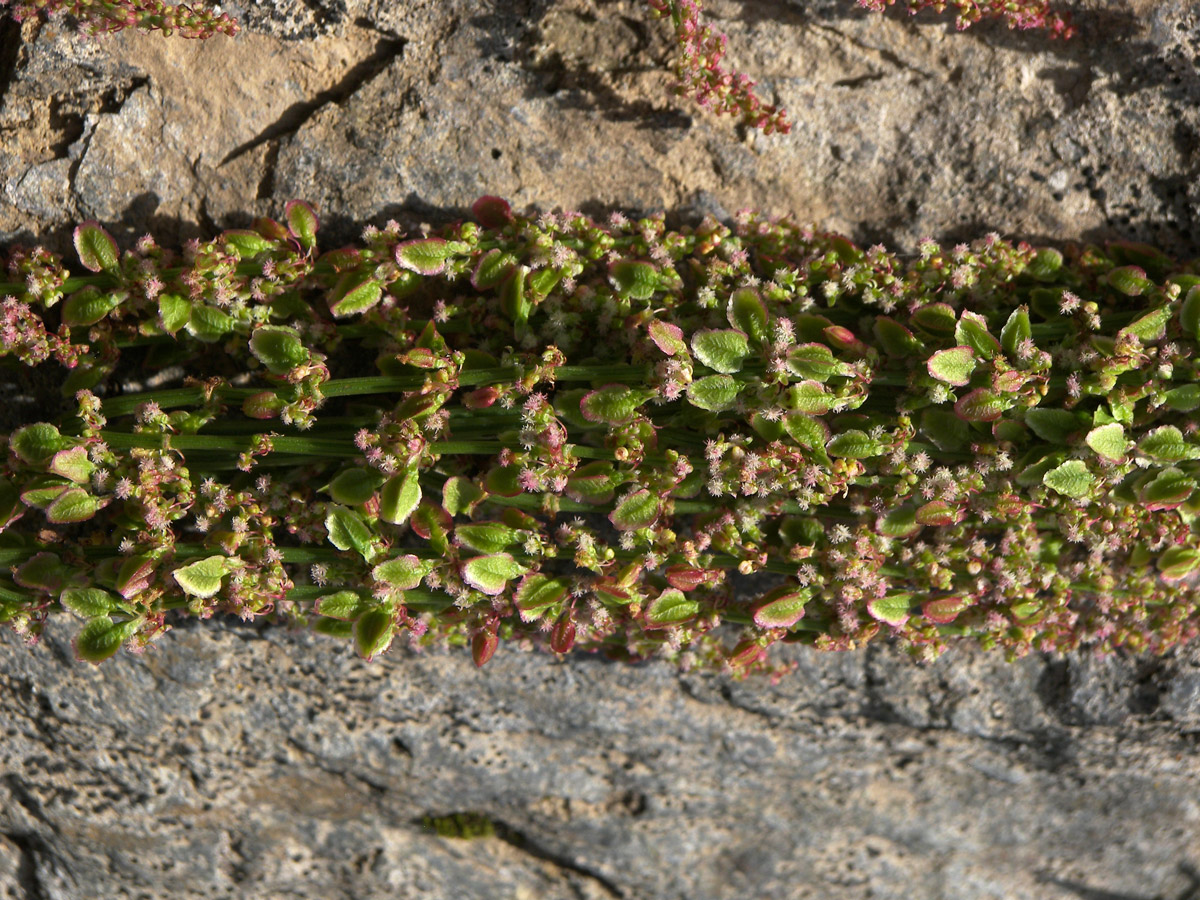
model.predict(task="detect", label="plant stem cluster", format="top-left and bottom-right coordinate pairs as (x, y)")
top-left (1, 197), bottom-right (1197, 677)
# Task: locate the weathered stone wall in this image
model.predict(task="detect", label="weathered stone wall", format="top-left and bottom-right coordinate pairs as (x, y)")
top-left (2, 2), bottom-right (1199, 898)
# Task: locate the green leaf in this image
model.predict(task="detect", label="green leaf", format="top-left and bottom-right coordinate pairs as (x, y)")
top-left (727, 288), bottom-right (769, 344)
top-left (1118, 307), bottom-right (1171, 343)
top-left (608, 259), bottom-right (658, 300)
top-left (325, 505), bottom-right (374, 560)
top-left (74, 616), bottom-right (142, 664)
top-left (1000, 306), bottom-right (1032, 358)
top-left (1163, 384), bottom-right (1200, 413)
top-left (1016, 451), bottom-right (1066, 488)
top-left (826, 429), bottom-right (883, 459)
top-left (922, 596), bottom-right (973, 625)
top-left (461, 553), bottom-right (528, 596)
top-left (285, 200), bottom-right (319, 251)
top-left (910, 303), bottom-right (957, 336)
top-left (73, 221), bottom-right (119, 273)
top-left (372, 554), bottom-right (433, 591)
top-left (915, 500), bottom-right (963, 527)
top-left (1026, 247), bottom-right (1062, 280)
top-left (647, 319), bottom-right (689, 357)
top-left (1158, 546), bottom-right (1200, 582)
top-left (954, 311), bottom-right (1000, 359)
top-left (528, 265), bottom-right (561, 301)
top-left (48, 446), bottom-right (94, 483)
top-left (314, 590), bottom-right (366, 621)
top-left (471, 249), bottom-right (518, 290)
top-left (1138, 426), bottom-right (1200, 463)
top-left (645, 588), bottom-right (699, 628)
top-left (876, 505), bottom-right (920, 538)
top-left (686, 374), bottom-right (740, 412)
top-left (11, 423), bottom-right (67, 465)
top-left (60, 587), bottom-right (116, 618)
top-left (442, 476), bottom-right (484, 516)
top-left (752, 586), bottom-right (811, 629)
top-left (919, 408), bottom-right (970, 452)
top-left (158, 294), bottom-right (191, 335)
top-left (1139, 468), bottom-right (1196, 512)
top-left (395, 238), bottom-right (468, 276)
top-left (1180, 285), bottom-right (1200, 340)
top-left (580, 385), bottom-right (651, 425)
top-left (222, 229), bottom-right (274, 259)
top-left (564, 461), bottom-right (616, 505)
top-left (873, 316), bottom-right (923, 358)
top-left (786, 343), bottom-right (846, 382)
top-left (186, 304), bottom-right (235, 342)
top-left (173, 555), bottom-right (240, 599)
top-left (785, 381), bottom-right (834, 415)
top-left (500, 266), bottom-right (531, 328)
top-left (456, 521), bottom-right (522, 555)
top-left (867, 593), bottom-right (913, 627)
top-left (62, 287), bottom-right (122, 326)
top-left (379, 468), bottom-right (421, 525)
top-left (691, 329), bottom-right (749, 374)
top-left (328, 273), bottom-right (382, 318)
top-left (609, 489), bottom-right (660, 531)
top-left (1043, 459), bottom-right (1094, 499)
top-left (1085, 423), bottom-right (1128, 461)
top-left (46, 487), bottom-right (99, 524)
top-left (324, 468), bottom-right (385, 506)
top-left (115, 554), bottom-right (155, 600)
top-left (926, 346), bottom-right (977, 386)
top-left (514, 574), bottom-right (569, 622)
top-left (1024, 408), bottom-right (1085, 444)
top-left (782, 413), bottom-right (829, 451)
top-left (954, 388), bottom-right (1004, 423)
top-left (249, 326), bottom-right (308, 375)
top-left (354, 608), bottom-right (395, 661)
top-left (14, 552), bottom-right (66, 593)
top-left (1107, 265), bottom-right (1151, 297)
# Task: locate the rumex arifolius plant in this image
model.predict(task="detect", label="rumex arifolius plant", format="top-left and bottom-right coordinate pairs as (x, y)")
top-left (1, 196), bottom-right (1199, 680)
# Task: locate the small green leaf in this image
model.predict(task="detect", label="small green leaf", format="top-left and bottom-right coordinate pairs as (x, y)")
top-left (354, 609), bottom-right (395, 661)
top-left (876, 505), bottom-right (920, 538)
top-left (954, 388), bottom-right (1004, 423)
top-left (249, 326), bottom-right (308, 375)
top-left (1043, 459), bottom-right (1094, 499)
top-left (752, 586), bottom-right (811, 629)
top-left (1164, 384), bottom-right (1200, 412)
top-left (1118, 307), bottom-right (1171, 343)
top-left (1139, 467), bottom-right (1196, 511)
top-left (1000, 306), bottom-right (1032, 358)
top-left (442, 476), bottom-right (485, 516)
top-left (919, 408), bottom-right (970, 452)
top-left (62, 287), bottom-right (122, 326)
top-left (173, 555), bottom-right (240, 599)
top-left (328, 273), bottom-right (382, 318)
top-left (461, 553), bottom-right (528, 596)
top-left (1026, 247), bottom-right (1062, 280)
top-left (1138, 426), bottom-right (1200, 463)
top-left (782, 413), bottom-right (829, 450)
top-left (314, 590), bottom-right (366, 621)
top-left (873, 316), bottom-right (924, 358)
top-left (647, 319), bottom-right (688, 357)
top-left (1107, 265), bottom-right (1151, 297)
top-left (954, 311), bottom-right (1000, 360)
top-left (396, 238), bottom-right (468, 276)
top-left (1024, 408), bottom-right (1085, 444)
top-left (471, 248), bottom-right (518, 290)
top-left (74, 616), bottom-right (142, 664)
top-left (686, 374), bottom-right (740, 412)
top-left (1085, 423), bottom-right (1128, 461)
top-left (379, 468), bottom-right (421, 525)
top-left (691, 329), bottom-right (749, 374)
top-left (73, 221), bottom-right (119, 273)
top-left (926, 346), bottom-right (977, 386)
top-left (186, 304), bottom-right (235, 342)
top-left (1180, 286), bottom-right (1200, 340)
top-left (580, 384), bottom-right (651, 425)
top-left (500, 266), bottom-right (531, 328)
top-left (909, 303), bottom-right (957, 336)
top-left (372, 554), bottom-right (433, 591)
top-left (324, 468), bottom-right (386, 507)
top-left (727, 287), bottom-right (769, 344)
top-left (285, 200), bottom-right (319, 251)
top-left (222, 229), bottom-right (274, 259)
top-left (514, 574), bottom-right (569, 622)
top-left (1158, 546), bottom-right (1200, 582)
top-left (867, 593), bottom-right (914, 627)
top-left (915, 500), bottom-right (964, 527)
top-left (786, 343), bottom-right (845, 382)
top-left (456, 521), bottom-right (522, 555)
top-left (11, 423), bottom-right (66, 465)
top-left (826, 429), bottom-right (883, 459)
top-left (609, 489), bottom-right (660, 531)
top-left (564, 461), bottom-right (616, 505)
top-left (325, 505), bottom-right (374, 560)
top-left (158, 294), bottom-right (191, 335)
top-left (46, 487), bottom-right (99, 524)
top-left (14, 552), bottom-right (66, 593)
top-left (608, 259), bottom-right (658, 300)
top-left (60, 587), bottom-right (116, 618)
top-left (48, 446), bottom-right (94, 483)
top-left (785, 381), bottom-right (834, 415)
top-left (923, 596), bottom-right (973, 624)
top-left (645, 588), bottom-right (699, 628)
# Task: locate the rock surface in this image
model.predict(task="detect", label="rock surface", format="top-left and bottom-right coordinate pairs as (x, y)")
top-left (2, 1), bottom-right (1200, 898)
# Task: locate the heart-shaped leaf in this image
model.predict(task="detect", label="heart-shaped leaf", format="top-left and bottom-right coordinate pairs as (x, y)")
top-left (514, 574), bottom-right (569, 622)
top-left (727, 287), bottom-right (769, 344)
top-left (325, 505), bottom-right (374, 559)
top-left (49, 447), bottom-right (94, 484)
top-left (328, 273), bottom-right (382, 317)
top-left (62, 287), bottom-right (122, 326)
top-left (372, 554), bottom-right (433, 591)
top-left (752, 586), bottom-right (811, 629)
top-left (442, 476), bottom-right (485, 516)
top-left (354, 609), bottom-right (395, 661)
top-left (74, 615), bottom-right (143, 664)
top-left (73, 221), bottom-right (119, 273)
top-left (173, 555), bottom-right (240, 599)
top-left (324, 468), bottom-right (386, 507)
top-left (691, 329), bottom-right (749, 374)
top-left (461, 554), bottom-right (528, 596)
top-left (379, 468), bottom-right (421, 525)
top-left (456, 521), bottom-right (522, 555)
top-left (46, 487), bottom-right (99, 524)
top-left (1085, 423), bottom-right (1128, 461)
top-left (1042, 459), bottom-right (1094, 499)
top-left (285, 200), bottom-right (319, 251)
top-left (926, 346), bottom-right (977, 386)
top-left (826, 429), bottom-right (883, 459)
top-left (686, 374), bottom-right (740, 412)
top-left (608, 259), bottom-right (658, 300)
top-left (314, 590), bottom-right (367, 621)
top-left (60, 587), bottom-right (117, 618)
top-left (609, 489), bottom-right (660, 531)
top-left (580, 385), bottom-right (651, 425)
top-left (249, 326), bottom-right (308, 375)
top-left (645, 588), bottom-right (699, 628)
top-left (867, 593), bottom-right (914, 627)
